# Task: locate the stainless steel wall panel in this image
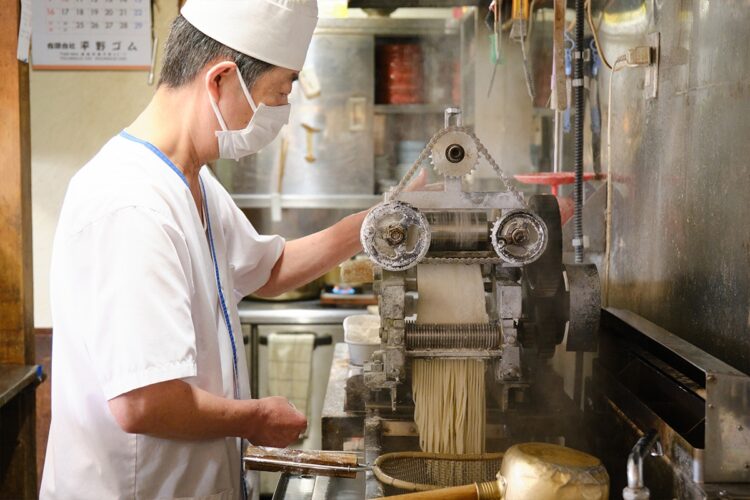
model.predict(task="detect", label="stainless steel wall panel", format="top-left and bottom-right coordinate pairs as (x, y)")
top-left (601, 0), bottom-right (750, 374)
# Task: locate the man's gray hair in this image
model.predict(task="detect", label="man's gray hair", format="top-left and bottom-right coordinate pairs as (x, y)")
top-left (158, 15), bottom-right (274, 89)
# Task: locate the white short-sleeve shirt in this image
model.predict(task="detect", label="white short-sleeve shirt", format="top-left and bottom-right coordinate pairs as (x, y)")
top-left (40, 132), bottom-right (285, 500)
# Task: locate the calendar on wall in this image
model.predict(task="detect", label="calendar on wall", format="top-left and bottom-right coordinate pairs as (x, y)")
top-left (31, 0), bottom-right (153, 70)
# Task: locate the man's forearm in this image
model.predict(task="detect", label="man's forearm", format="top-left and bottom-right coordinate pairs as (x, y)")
top-left (255, 210), bottom-right (367, 297)
top-left (108, 380), bottom-right (259, 440)
top-left (109, 380), bottom-right (307, 446)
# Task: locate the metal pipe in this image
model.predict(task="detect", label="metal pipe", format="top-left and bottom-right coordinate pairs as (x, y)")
top-left (553, 110), bottom-right (564, 173)
top-left (250, 325), bottom-right (259, 399)
top-left (622, 430), bottom-right (663, 500)
top-left (572, 0), bottom-right (585, 263)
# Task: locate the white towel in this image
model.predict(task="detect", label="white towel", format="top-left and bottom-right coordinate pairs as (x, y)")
top-left (267, 333), bottom-right (315, 427)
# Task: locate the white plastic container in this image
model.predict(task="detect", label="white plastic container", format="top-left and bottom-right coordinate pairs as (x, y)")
top-left (344, 314), bottom-right (381, 366)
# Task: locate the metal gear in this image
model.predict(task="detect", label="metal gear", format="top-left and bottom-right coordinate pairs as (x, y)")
top-left (490, 210), bottom-right (548, 265)
top-left (360, 201), bottom-right (431, 272)
top-left (430, 130), bottom-right (478, 178)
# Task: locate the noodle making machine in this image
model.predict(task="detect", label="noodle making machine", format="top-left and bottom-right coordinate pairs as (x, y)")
top-left (357, 108), bottom-right (601, 434)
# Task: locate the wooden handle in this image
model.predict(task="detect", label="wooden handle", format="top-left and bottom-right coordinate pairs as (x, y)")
top-left (276, 136), bottom-right (289, 193)
top-left (301, 123), bottom-right (319, 163)
top-left (383, 484), bottom-right (478, 500)
top-left (244, 445), bottom-right (358, 467)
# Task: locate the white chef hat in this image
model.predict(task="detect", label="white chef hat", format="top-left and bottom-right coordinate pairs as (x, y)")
top-left (181, 0), bottom-right (318, 71)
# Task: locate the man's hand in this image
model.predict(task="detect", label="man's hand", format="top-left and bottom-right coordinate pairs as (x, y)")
top-left (246, 396), bottom-right (308, 447)
top-left (403, 167), bottom-right (429, 192)
top-left (403, 167), bottom-right (443, 193)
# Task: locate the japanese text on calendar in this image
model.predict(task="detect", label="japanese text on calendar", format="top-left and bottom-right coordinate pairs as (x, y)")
top-left (32, 0), bottom-right (152, 69)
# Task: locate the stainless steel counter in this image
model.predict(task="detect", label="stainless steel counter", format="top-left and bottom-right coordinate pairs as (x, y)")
top-left (238, 300), bottom-right (367, 325)
top-left (272, 472), bottom-right (365, 500)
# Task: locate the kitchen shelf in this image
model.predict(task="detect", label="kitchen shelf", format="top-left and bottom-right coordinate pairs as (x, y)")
top-left (348, 0), bottom-right (479, 8)
top-left (374, 103), bottom-right (453, 115)
top-left (238, 300), bottom-right (367, 325)
top-left (231, 194), bottom-right (382, 210)
top-left (0, 364), bottom-right (41, 409)
top-left (316, 17), bottom-right (459, 37)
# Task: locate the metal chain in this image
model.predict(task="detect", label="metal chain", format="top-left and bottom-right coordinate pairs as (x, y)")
top-left (389, 126), bottom-right (527, 208)
top-left (468, 130), bottom-right (528, 208)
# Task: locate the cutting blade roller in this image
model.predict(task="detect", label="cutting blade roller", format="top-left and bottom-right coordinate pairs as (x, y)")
top-left (405, 323), bottom-right (501, 350)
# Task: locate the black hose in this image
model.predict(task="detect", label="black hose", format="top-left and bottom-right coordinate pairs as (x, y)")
top-left (573, 0), bottom-right (585, 263)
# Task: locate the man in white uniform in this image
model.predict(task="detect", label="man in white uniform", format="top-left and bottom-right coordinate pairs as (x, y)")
top-left (41, 0), bottom-right (427, 498)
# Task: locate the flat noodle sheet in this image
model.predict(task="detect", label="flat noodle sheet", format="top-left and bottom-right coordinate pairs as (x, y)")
top-left (412, 264), bottom-right (487, 455)
top-left (416, 264), bottom-right (489, 324)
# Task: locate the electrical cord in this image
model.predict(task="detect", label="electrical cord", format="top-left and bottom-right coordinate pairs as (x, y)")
top-left (525, 0), bottom-right (538, 53)
top-left (586, 0), bottom-right (614, 69)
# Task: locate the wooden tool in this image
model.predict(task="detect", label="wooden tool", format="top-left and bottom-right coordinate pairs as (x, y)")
top-left (381, 481), bottom-right (503, 500)
top-left (319, 292), bottom-right (377, 307)
top-left (276, 135), bottom-right (289, 194)
top-left (243, 445), bottom-right (368, 479)
top-left (301, 123), bottom-right (320, 163)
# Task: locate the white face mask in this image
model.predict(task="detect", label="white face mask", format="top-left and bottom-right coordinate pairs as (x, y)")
top-left (208, 68), bottom-right (291, 161)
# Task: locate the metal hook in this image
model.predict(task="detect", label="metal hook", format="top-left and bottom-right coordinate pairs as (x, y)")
top-left (564, 31), bottom-right (575, 50)
top-left (650, 438), bottom-right (664, 457)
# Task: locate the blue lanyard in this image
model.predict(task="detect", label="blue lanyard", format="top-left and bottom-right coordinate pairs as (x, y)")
top-left (118, 131), bottom-right (241, 399)
top-left (200, 179), bottom-right (241, 400)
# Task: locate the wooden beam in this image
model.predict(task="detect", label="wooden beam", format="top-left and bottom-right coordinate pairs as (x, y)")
top-left (0, 0), bottom-right (34, 365)
top-left (0, 1), bottom-right (37, 498)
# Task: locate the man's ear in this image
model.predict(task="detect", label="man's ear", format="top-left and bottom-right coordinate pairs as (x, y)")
top-left (204, 61), bottom-right (238, 103)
